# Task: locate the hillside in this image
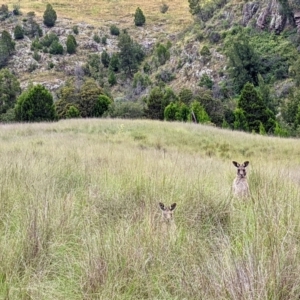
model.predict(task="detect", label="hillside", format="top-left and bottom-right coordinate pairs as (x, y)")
top-left (2, 119), bottom-right (300, 298)
top-left (1, 0), bottom-right (300, 134)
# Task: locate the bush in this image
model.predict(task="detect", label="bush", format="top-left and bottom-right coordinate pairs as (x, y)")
top-left (101, 36), bottom-right (107, 45)
top-left (32, 50), bottom-right (41, 61)
top-left (15, 84), bottom-right (57, 122)
top-left (93, 34), bottom-right (101, 43)
top-left (109, 100), bottom-right (144, 119)
top-left (43, 3), bottom-right (57, 27)
top-left (66, 35), bottom-right (77, 54)
top-left (13, 3), bottom-right (21, 15)
top-left (160, 3), bottom-right (169, 14)
top-left (94, 95), bottom-right (113, 117)
top-left (134, 7), bottom-right (146, 26)
top-left (40, 33), bottom-right (59, 47)
top-left (110, 25), bottom-right (120, 36)
top-left (108, 71), bottom-right (117, 86)
top-left (66, 105), bottom-right (80, 118)
top-left (101, 50), bottom-right (110, 68)
top-left (73, 25), bottom-right (79, 35)
top-left (49, 40), bottom-right (63, 55)
top-left (14, 25), bottom-right (24, 39)
top-left (156, 43), bottom-right (170, 65)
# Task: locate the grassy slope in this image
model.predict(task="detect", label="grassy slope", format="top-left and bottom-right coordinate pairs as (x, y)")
top-left (3, 0), bottom-right (192, 30)
top-left (1, 118), bottom-right (300, 299)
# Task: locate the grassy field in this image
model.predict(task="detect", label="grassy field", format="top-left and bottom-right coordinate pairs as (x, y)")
top-left (1, 118), bottom-right (300, 299)
top-left (3, 0), bottom-right (193, 30)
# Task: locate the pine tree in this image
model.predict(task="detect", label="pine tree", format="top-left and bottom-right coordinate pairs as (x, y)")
top-left (66, 34), bottom-right (76, 54)
top-left (236, 82), bottom-right (275, 133)
top-left (43, 4), bottom-right (57, 27)
top-left (134, 7), bottom-right (146, 26)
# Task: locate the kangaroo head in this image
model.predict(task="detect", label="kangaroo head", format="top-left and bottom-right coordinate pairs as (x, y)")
top-left (159, 202), bottom-right (176, 222)
top-left (232, 161), bottom-right (249, 178)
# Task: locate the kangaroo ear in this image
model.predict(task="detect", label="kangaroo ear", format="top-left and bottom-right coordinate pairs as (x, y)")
top-left (170, 203), bottom-right (177, 211)
top-left (243, 161), bottom-right (249, 167)
top-left (159, 202), bottom-right (165, 210)
top-left (232, 161), bottom-right (240, 168)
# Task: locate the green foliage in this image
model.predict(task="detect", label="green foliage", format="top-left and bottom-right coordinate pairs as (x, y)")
top-left (0, 68), bottom-right (21, 115)
top-left (233, 108), bottom-right (249, 131)
top-left (118, 32), bottom-right (145, 76)
top-left (101, 50), bottom-right (110, 68)
top-left (226, 33), bottom-right (261, 93)
top-left (93, 34), bottom-right (101, 44)
top-left (199, 74), bottom-right (213, 89)
top-left (94, 95), bottom-right (113, 117)
top-left (13, 3), bottom-right (21, 15)
top-left (40, 33), bottom-right (59, 47)
top-left (110, 25), bottom-right (120, 36)
top-left (49, 40), bottom-right (63, 55)
top-left (108, 100), bottom-right (144, 119)
top-left (15, 84), bottom-right (57, 122)
top-left (101, 36), bottom-right (107, 45)
top-left (156, 43), bottom-right (170, 65)
top-left (32, 50), bottom-right (41, 61)
top-left (108, 71), bottom-right (117, 86)
top-left (133, 72), bottom-right (151, 90)
top-left (66, 105), bottom-right (80, 118)
top-left (73, 25), bottom-right (79, 35)
top-left (236, 82), bottom-right (276, 133)
top-left (179, 88), bottom-right (193, 104)
top-left (200, 45), bottom-right (210, 57)
top-left (134, 7), bottom-right (146, 26)
top-left (189, 100), bottom-right (210, 123)
top-left (23, 16), bottom-right (43, 38)
top-left (109, 53), bottom-right (120, 72)
top-left (145, 87), bottom-right (172, 120)
top-left (14, 25), bottom-right (24, 40)
top-left (1, 30), bottom-right (15, 55)
top-left (78, 78), bottom-right (104, 118)
top-left (164, 101), bottom-right (189, 121)
top-left (66, 35), bottom-right (77, 54)
top-left (281, 89), bottom-right (300, 129)
top-left (31, 38), bottom-right (42, 51)
top-left (43, 3), bottom-right (57, 27)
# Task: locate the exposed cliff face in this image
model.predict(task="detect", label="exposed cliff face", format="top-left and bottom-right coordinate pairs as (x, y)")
top-left (242, 0), bottom-right (299, 33)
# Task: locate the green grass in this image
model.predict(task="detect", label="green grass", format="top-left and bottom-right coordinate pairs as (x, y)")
top-left (1, 119), bottom-right (300, 299)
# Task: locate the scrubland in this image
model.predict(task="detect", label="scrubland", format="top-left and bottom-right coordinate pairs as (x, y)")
top-left (1, 119), bottom-right (300, 299)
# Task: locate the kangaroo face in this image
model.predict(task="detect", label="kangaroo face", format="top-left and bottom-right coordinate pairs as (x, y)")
top-left (159, 202), bottom-right (176, 222)
top-left (232, 161), bottom-right (249, 179)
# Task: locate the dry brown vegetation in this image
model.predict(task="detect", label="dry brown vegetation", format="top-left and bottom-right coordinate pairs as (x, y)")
top-left (3, 0), bottom-right (193, 31)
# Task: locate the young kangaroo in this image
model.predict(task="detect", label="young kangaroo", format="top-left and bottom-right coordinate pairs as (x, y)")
top-left (158, 202), bottom-right (177, 238)
top-left (232, 161), bottom-right (250, 198)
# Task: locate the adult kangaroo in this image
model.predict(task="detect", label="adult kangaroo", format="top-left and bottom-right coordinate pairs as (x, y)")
top-left (232, 161), bottom-right (250, 198)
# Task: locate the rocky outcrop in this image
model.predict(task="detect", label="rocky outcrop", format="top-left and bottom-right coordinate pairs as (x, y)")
top-left (242, 2), bottom-right (259, 26)
top-left (294, 11), bottom-right (300, 32)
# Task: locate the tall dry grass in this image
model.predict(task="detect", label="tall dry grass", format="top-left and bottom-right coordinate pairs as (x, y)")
top-left (1, 119), bottom-right (300, 299)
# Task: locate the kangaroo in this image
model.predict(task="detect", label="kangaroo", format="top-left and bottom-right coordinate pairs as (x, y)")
top-left (232, 161), bottom-right (250, 198)
top-left (158, 202), bottom-right (177, 239)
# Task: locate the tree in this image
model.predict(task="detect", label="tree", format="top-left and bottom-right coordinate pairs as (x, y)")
top-left (189, 101), bottom-right (210, 123)
top-left (179, 88), bottom-right (193, 104)
top-left (1, 31), bottom-right (15, 55)
top-left (0, 69), bottom-right (21, 115)
top-left (145, 87), bottom-right (171, 120)
top-left (78, 78), bottom-right (104, 117)
top-left (15, 84), bottom-right (57, 122)
top-left (43, 4), bottom-right (57, 27)
top-left (226, 34), bottom-right (261, 93)
top-left (118, 31), bottom-right (144, 76)
top-left (101, 50), bottom-right (110, 68)
top-left (14, 25), bottom-right (24, 40)
top-left (94, 95), bottom-right (112, 117)
top-left (236, 82), bottom-right (276, 133)
top-left (134, 7), bottom-right (146, 26)
top-left (66, 34), bottom-right (76, 54)
top-left (109, 53), bottom-right (120, 72)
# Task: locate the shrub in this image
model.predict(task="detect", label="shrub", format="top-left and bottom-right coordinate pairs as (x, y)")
top-left (110, 25), bottom-right (120, 36)
top-left (40, 33), bottom-right (59, 47)
top-left (101, 50), bottom-right (110, 68)
top-left (49, 40), bottom-right (63, 55)
top-left (14, 25), bottom-right (24, 39)
top-left (108, 71), bottom-right (117, 86)
top-left (189, 101), bottom-right (210, 123)
top-left (156, 43), bottom-right (170, 65)
top-left (15, 84), bottom-right (57, 122)
top-left (101, 36), bottom-right (107, 45)
top-left (43, 3), bottom-right (57, 27)
top-left (93, 34), bottom-right (101, 43)
top-left (32, 50), bottom-right (41, 61)
top-left (73, 25), bottom-right (79, 35)
top-left (108, 100), bottom-right (144, 119)
top-left (66, 105), bottom-right (80, 118)
top-left (109, 53), bottom-right (120, 72)
top-left (134, 7), bottom-right (146, 26)
top-left (94, 95), bottom-right (113, 117)
top-left (66, 35), bottom-right (76, 54)
top-left (13, 3), bottom-right (21, 15)
top-left (160, 3), bottom-right (169, 14)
